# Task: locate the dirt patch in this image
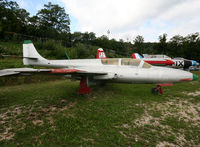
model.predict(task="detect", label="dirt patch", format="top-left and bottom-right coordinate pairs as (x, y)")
top-left (60, 102), bottom-right (77, 112)
top-left (121, 98), bottom-right (200, 146)
top-left (185, 91), bottom-right (200, 96)
top-left (156, 141), bottom-right (176, 147)
top-left (0, 127), bottom-right (15, 142)
top-left (32, 120), bottom-right (44, 126)
top-left (82, 137), bottom-right (95, 144)
top-left (119, 131), bottom-right (129, 138)
top-left (152, 99), bottom-right (200, 124)
top-left (134, 115), bottom-right (153, 127)
top-left (122, 123), bottom-right (130, 128)
top-left (0, 99), bottom-right (77, 142)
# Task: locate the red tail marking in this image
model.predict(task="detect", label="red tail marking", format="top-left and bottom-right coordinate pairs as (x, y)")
top-left (96, 48), bottom-right (106, 59)
top-left (132, 53), bottom-right (136, 59)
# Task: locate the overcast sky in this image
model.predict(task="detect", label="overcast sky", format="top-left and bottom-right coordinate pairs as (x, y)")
top-left (15, 0), bottom-right (200, 42)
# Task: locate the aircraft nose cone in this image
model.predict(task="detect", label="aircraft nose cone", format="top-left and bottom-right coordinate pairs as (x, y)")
top-left (192, 60), bottom-right (197, 66)
top-left (193, 74), bottom-right (198, 81)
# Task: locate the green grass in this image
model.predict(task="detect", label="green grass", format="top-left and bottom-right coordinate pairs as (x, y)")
top-left (0, 72), bottom-right (200, 146)
top-left (0, 41), bottom-right (22, 56)
top-left (0, 58), bottom-right (24, 69)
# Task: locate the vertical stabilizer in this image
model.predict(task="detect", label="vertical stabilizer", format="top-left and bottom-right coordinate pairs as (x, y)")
top-left (132, 53), bottom-right (143, 59)
top-left (96, 48), bottom-right (107, 59)
top-left (23, 40), bottom-right (47, 65)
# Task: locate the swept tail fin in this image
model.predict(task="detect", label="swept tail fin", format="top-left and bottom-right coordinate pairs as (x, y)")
top-left (132, 53), bottom-right (143, 59)
top-left (96, 48), bottom-right (107, 59)
top-left (23, 40), bottom-right (47, 65)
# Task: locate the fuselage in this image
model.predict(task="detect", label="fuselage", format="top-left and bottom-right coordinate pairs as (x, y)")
top-left (143, 55), bottom-right (197, 68)
top-left (24, 58), bottom-right (194, 84)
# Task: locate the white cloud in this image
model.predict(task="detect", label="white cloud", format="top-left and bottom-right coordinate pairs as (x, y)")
top-left (59, 0), bottom-right (200, 41)
top-left (16, 0), bottom-right (28, 8)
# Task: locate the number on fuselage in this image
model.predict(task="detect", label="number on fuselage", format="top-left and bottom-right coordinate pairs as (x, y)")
top-left (175, 61), bottom-right (184, 66)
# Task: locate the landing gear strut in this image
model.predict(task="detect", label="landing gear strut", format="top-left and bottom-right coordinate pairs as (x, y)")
top-left (78, 77), bottom-right (91, 95)
top-left (152, 83), bottom-right (173, 95)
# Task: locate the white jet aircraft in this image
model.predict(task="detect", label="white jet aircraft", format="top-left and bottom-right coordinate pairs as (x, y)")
top-left (0, 40), bottom-right (198, 94)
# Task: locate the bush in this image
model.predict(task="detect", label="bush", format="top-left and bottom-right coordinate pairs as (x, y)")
top-left (34, 40), bottom-right (67, 59)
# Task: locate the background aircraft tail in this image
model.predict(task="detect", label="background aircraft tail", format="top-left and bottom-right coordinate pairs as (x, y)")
top-left (23, 40), bottom-right (47, 65)
top-left (96, 48), bottom-right (107, 59)
top-left (132, 53), bottom-right (143, 59)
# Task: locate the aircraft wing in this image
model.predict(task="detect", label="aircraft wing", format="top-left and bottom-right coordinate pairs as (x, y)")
top-left (0, 68), bottom-right (107, 77)
top-left (0, 68), bottom-right (51, 76)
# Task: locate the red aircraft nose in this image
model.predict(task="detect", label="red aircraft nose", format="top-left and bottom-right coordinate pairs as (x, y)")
top-left (165, 59), bottom-right (174, 65)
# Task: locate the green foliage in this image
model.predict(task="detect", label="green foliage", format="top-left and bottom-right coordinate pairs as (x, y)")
top-left (133, 35), bottom-right (144, 54)
top-left (0, 58), bottom-right (23, 69)
top-left (0, 41), bottom-right (22, 55)
top-left (153, 33), bottom-right (168, 54)
top-left (37, 2), bottom-right (70, 33)
top-left (67, 43), bottom-right (99, 59)
top-left (74, 43), bottom-right (90, 59)
top-left (34, 40), bottom-right (66, 59)
top-left (0, 0), bottom-right (70, 41)
top-left (0, 0), bottom-right (29, 35)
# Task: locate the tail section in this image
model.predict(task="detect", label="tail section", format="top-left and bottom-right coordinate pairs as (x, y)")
top-left (23, 40), bottom-right (47, 65)
top-left (96, 48), bottom-right (107, 59)
top-left (132, 53), bottom-right (143, 59)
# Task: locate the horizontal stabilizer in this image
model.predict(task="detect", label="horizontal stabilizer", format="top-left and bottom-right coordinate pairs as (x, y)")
top-left (23, 57), bottom-right (38, 60)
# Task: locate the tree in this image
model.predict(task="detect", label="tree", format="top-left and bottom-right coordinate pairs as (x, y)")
top-left (133, 35), bottom-right (144, 54)
top-left (168, 33), bottom-right (200, 62)
top-left (37, 2), bottom-right (70, 34)
top-left (183, 33), bottom-right (200, 61)
top-left (158, 33), bottom-right (167, 54)
top-left (168, 35), bottom-right (184, 57)
top-left (0, 0), bottom-right (30, 37)
top-left (153, 33), bottom-right (168, 54)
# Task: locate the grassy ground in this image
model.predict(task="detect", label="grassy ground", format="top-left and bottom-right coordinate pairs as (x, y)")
top-left (0, 58), bottom-right (24, 70)
top-left (0, 72), bottom-right (199, 146)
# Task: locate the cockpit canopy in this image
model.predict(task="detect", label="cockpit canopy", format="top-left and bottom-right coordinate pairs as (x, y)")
top-left (101, 58), bottom-right (152, 68)
top-left (147, 55), bottom-right (171, 59)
